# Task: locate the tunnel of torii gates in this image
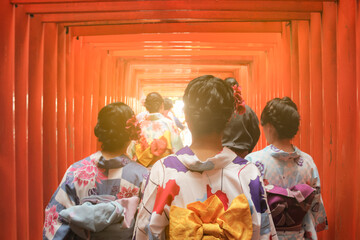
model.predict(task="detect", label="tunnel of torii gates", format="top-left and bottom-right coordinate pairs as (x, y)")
top-left (0, 0), bottom-right (360, 239)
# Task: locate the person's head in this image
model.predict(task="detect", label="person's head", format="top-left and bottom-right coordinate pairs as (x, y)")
top-left (94, 102), bottom-right (134, 152)
top-left (224, 77), bottom-right (239, 87)
top-left (163, 98), bottom-right (173, 111)
top-left (183, 75), bottom-right (234, 136)
top-left (144, 92), bottom-right (164, 113)
top-left (260, 97), bottom-right (300, 144)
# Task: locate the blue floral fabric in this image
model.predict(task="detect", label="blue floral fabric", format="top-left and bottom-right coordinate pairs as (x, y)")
top-left (43, 152), bottom-right (148, 240)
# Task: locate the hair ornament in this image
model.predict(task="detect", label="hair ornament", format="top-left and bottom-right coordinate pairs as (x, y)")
top-left (125, 115), bottom-right (142, 141)
top-left (232, 85), bottom-right (246, 115)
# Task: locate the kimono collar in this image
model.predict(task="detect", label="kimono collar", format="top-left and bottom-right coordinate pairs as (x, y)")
top-left (97, 154), bottom-right (131, 169)
top-left (176, 146), bottom-right (237, 172)
top-left (269, 144), bottom-right (301, 162)
top-left (145, 112), bottom-right (164, 121)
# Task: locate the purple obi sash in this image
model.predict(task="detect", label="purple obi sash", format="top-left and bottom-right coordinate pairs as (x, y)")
top-left (266, 184), bottom-right (315, 231)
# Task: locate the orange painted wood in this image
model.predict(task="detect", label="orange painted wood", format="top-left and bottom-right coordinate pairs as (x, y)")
top-left (83, 32), bottom-right (280, 44)
top-left (290, 21), bottom-right (300, 147)
top-left (43, 22), bottom-right (59, 206)
top-left (39, 10), bottom-right (311, 23)
top-left (297, 20), bottom-right (310, 153)
top-left (336, 0), bottom-right (357, 238)
top-left (0, 2), bottom-right (16, 239)
top-left (309, 12), bottom-right (323, 182)
top-left (82, 45), bottom-right (94, 156)
top-left (73, 37), bottom-right (85, 162)
top-left (356, 2), bottom-right (360, 239)
top-left (321, 3), bottom-right (337, 239)
top-left (65, 29), bottom-right (75, 166)
top-left (14, 4), bottom-right (30, 240)
top-left (57, 23), bottom-right (68, 182)
top-left (28, 16), bottom-right (44, 240)
top-left (280, 22), bottom-right (291, 97)
top-left (71, 22), bottom-right (283, 36)
top-left (23, 1), bottom-right (323, 14)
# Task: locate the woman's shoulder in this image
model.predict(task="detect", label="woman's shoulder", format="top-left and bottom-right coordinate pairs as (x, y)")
top-left (125, 160), bottom-right (149, 175)
top-left (245, 146), bottom-right (272, 162)
top-left (294, 147), bottom-right (318, 169)
top-left (69, 151), bottom-right (102, 169)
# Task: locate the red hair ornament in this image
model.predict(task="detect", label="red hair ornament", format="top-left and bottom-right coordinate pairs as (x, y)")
top-left (125, 116), bottom-right (142, 141)
top-left (232, 85), bottom-right (246, 115)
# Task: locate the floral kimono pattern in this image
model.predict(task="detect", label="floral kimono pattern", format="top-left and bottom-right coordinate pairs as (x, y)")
top-left (43, 151), bottom-right (149, 240)
top-left (134, 113), bottom-right (183, 168)
top-left (245, 145), bottom-right (328, 240)
top-left (134, 146), bottom-right (278, 240)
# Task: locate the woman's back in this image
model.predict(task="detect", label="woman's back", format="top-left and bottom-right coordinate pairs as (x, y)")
top-left (246, 145), bottom-right (319, 188)
top-left (135, 146), bottom-right (276, 239)
top-left (246, 97), bottom-right (327, 240)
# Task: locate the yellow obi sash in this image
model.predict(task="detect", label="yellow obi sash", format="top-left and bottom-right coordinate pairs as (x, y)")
top-left (169, 194), bottom-right (253, 240)
top-left (136, 130), bottom-right (172, 168)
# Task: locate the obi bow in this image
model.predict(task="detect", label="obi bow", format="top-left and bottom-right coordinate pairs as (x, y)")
top-left (136, 131), bottom-right (172, 167)
top-left (266, 184), bottom-right (315, 231)
top-left (169, 194), bottom-right (252, 240)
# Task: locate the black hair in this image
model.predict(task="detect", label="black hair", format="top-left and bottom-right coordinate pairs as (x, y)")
top-left (94, 102), bottom-right (134, 152)
top-left (144, 92), bottom-right (164, 113)
top-left (224, 77), bottom-right (239, 87)
top-left (183, 75), bottom-right (234, 135)
top-left (163, 98), bottom-right (173, 111)
top-left (260, 97), bottom-right (300, 139)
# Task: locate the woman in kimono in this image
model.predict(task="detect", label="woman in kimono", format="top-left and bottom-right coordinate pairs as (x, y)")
top-left (134, 75), bottom-right (277, 240)
top-left (245, 97), bottom-right (328, 240)
top-left (133, 92), bottom-right (183, 168)
top-left (43, 102), bottom-right (149, 240)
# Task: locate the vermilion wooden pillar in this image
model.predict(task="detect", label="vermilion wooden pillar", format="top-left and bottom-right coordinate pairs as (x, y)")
top-left (15, 5), bottom-right (29, 240)
top-left (28, 16), bottom-right (44, 240)
top-left (309, 13), bottom-right (323, 180)
top-left (82, 45), bottom-right (94, 156)
top-left (259, 53), bottom-right (267, 149)
top-left (321, 3), bottom-right (337, 239)
top-left (57, 24), bottom-right (67, 182)
top-left (297, 21), bottom-right (310, 153)
top-left (281, 22), bottom-right (291, 97)
top-left (356, 1), bottom-right (360, 238)
top-left (290, 21), bottom-right (300, 147)
top-left (99, 53), bottom-right (108, 109)
top-left (66, 30), bottom-right (75, 166)
top-left (336, 0), bottom-right (357, 238)
top-left (43, 22), bottom-right (58, 206)
top-left (0, 2), bottom-right (16, 239)
top-left (73, 37), bottom-right (85, 162)
top-left (90, 49), bottom-right (101, 151)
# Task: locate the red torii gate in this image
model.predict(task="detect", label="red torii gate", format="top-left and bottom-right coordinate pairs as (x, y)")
top-left (0, 1), bottom-right (359, 239)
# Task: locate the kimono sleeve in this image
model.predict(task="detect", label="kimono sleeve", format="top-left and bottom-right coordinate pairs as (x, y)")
top-left (238, 163), bottom-right (278, 240)
top-left (303, 161), bottom-right (328, 239)
top-left (134, 161), bottom-right (166, 240)
top-left (43, 167), bottom-right (78, 240)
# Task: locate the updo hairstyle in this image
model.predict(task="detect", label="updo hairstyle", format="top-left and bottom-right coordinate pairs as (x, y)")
top-left (163, 98), bottom-right (173, 111)
top-left (224, 77), bottom-right (239, 87)
top-left (183, 75), bottom-right (234, 135)
top-left (94, 102), bottom-right (134, 152)
top-left (144, 92), bottom-right (164, 113)
top-left (260, 97), bottom-right (300, 139)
